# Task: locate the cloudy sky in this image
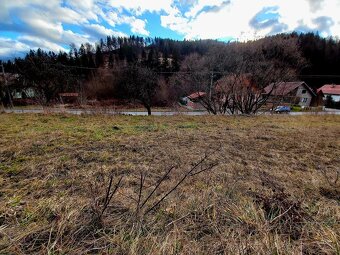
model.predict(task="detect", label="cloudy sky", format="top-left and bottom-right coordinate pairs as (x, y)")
top-left (1, 0), bottom-right (340, 58)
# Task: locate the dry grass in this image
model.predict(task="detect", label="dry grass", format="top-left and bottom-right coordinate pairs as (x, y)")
top-left (0, 113), bottom-right (339, 254)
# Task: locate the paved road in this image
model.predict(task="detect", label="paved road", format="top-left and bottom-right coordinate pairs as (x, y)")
top-left (2, 108), bottom-right (340, 116)
top-left (2, 108), bottom-right (207, 116)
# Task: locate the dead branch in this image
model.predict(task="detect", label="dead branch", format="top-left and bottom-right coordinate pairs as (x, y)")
top-left (144, 149), bottom-right (220, 215)
top-left (101, 175), bottom-right (123, 215)
top-left (90, 174), bottom-right (124, 227)
top-left (139, 166), bottom-right (176, 209)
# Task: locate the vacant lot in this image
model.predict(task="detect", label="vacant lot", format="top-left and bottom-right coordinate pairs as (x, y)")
top-left (0, 113), bottom-right (339, 254)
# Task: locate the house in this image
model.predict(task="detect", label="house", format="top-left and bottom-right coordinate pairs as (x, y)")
top-left (180, 91), bottom-right (206, 110)
top-left (263, 81), bottom-right (316, 107)
top-left (0, 73), bottom-right (36, 101)
top-left (13, 88), bottom-right (36, 99)
top-left (317, 84), bottom-right (340, 102)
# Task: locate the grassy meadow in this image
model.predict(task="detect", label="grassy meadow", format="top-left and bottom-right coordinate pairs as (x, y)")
top-left (0, 113), bottom-right (339, 254)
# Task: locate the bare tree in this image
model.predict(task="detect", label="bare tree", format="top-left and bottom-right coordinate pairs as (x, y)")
top-left (224, 37), bottom-right (305, 114)
top-left (173, 36), bottom-right (306, 115)
top-left (170, 53), bottom-right (220, 113)
top-left (119, 65), bottom-right (158, 115)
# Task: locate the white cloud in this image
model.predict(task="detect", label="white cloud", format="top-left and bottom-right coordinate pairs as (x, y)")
top-left (62, 30), bottom-right (92, 48)
top-left (184, 0), bottom-right (229, 18)
top-left (161, 14), bottom-right (191, 35)
top-left (104, 12), bottom-right (120, 27)
top-left (271, 0), bottom-right (340, 37)
top-left (0, 37), bottom-right (30, 58)
top-left (0, 0), bottom-right (127, 57)
top-left (1, 0), bottom-right (340, 58)
top-left (105, 0), bottom-right (175, 15)
top-left (18, 35), bottom-right (68, 52)
top-left (161, 0), bottom-right (340, 40)
top-left (19, 14), bottom-right (64, 42)
top-left (130, 19), bottom-right (150, 36)
top-left (83, 24), bottom-right (127, 38)
top-left (103, 12), bottom-right (150, 36)
top-left (65, 0), bottom-right (102, 22)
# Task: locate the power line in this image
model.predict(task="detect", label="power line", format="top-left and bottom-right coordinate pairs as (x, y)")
top-left (8, 62), bottom-right (340, 77)
top-left (16, 62), bottom-right (210, 74)
top-left (40, 65), bottom-right (340, 77)
top-left (45, 63), bottom-right (99, 70)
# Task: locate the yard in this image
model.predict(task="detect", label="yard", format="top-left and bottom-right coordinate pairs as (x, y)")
top-left (0, 113), bottom-right (339, 254)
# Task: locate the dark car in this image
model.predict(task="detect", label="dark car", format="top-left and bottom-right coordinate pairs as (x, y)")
top-left (274, 106), bottom-right (291, 113)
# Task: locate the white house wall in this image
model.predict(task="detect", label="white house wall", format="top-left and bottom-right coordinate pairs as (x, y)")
top-left (296, 85), bottom-right (313, 107)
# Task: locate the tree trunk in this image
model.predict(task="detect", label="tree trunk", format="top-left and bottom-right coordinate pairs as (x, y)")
top-left (146, 105), bottom-right (151, 115)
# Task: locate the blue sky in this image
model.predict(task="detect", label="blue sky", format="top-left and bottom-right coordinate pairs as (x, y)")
top-left (1, 0), bottom-right (340, 59)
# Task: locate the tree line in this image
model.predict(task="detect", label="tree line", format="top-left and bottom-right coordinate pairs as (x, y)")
top-left (1, 32), bottom-right (340, 114)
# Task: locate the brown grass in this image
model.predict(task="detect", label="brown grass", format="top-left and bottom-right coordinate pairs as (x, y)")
top-left (0, 113), bottom-right (339, 254)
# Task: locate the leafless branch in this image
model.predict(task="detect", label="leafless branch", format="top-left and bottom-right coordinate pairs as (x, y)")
top-left (145, 148), bottom-right (220, 215)
top-left (139, 166), bottom-right (176, 209)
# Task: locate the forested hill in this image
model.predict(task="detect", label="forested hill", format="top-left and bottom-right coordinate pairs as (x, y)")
top-left (297, 33), bottom-right (340, 88)
top-left (1, 32), bottom-right (340, 89)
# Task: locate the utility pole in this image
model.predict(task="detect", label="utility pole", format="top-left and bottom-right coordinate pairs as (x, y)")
top-left (1, 64), bottom-right (14, 108)
top-left (209, 71), bottom-right (214, 102)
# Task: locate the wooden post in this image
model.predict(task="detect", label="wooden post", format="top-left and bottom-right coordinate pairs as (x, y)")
top-left (209, 71), bottom-right (214, 103)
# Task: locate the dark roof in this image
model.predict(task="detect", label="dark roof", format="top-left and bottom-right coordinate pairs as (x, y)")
top-left (264, 82), bottom-right (316, 96)
top-left (317, 84), bottom-right (340, 95)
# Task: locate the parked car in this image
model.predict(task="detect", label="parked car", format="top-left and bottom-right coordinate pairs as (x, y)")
top-left (274, 106), bottom-right (291, 113)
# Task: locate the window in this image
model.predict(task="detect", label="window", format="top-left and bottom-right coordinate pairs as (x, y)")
top-left (302, 89), bottom-right (307, 94)
top-left (301, 98), bottom-right (308, 103)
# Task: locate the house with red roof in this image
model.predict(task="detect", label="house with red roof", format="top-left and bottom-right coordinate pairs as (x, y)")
top-left (317, 84), bottom-right (340, 102)
top-left (180, 91), bottom-right (207, 110)
top-left (263, 81), bottom-right (316, 107)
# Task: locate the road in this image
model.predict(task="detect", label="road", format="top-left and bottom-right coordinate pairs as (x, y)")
top-left (2, 108), bottom-right (340, 116)
top-left (2, 108), bottom-right (207, 116)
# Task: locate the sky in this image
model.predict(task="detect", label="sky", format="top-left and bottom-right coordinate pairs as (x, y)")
top-left (1, 0), bottom-right (340, 59)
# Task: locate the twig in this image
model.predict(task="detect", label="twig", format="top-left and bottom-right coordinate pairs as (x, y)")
top-left (136, 171), bottom-right (145, 214)
top-left (101, 176), bottom-right (123, 216)
top-left (269, 204), bottom-right (294, 224)
top-left (145, 151), bottom-right (218, 215)
top-left (102, 176), bottom-right (113, 214)
top-left (139, 166), bottom-right (175, 209)
top-left (189, 163), bottom-right (218, 176)
top-left (166, 212), bottom-right (192, 227)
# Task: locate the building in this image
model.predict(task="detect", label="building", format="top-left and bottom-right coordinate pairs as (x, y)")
top-left (180, 92), bottom-right (206, 110)
top-left (317, 84), bottom-right (340, 102)
top-left (263, 81), bottom-right (316, 107)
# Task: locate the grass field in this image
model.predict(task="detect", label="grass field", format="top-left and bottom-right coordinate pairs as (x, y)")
top-left (0, 113), bottom-right (339, 254)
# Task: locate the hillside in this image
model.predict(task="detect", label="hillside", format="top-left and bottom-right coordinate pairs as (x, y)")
top-left (1, 32), bottom-right (340, 111)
